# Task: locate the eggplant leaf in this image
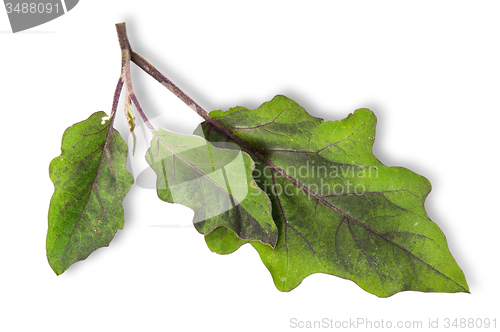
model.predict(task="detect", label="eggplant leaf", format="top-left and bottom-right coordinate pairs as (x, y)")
top-left (196, 95), bottom-right (469, 297)
top-left (146, 128), bottom-right (278, 247)
top-left (47, 111), bottom-right (133, 275)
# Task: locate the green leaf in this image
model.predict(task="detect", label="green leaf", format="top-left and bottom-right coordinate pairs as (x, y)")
top-left (145, 128), bottom-right (278, 247)
top-left (196, 95), bottom-right (469, 297)
top-left (47, 111), bottom-right (133, 275)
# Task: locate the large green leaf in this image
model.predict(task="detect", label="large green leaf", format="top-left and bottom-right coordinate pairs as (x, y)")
top-left (145, 129), bottom-right (277, 247)
top-left (195, 95), bottom-right (469, 297)
top-left (47, 111), bottom-right (133, 275)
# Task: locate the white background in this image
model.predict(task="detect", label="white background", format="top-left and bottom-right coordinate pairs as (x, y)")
top-left (1, 1), bottom-right (499, 331)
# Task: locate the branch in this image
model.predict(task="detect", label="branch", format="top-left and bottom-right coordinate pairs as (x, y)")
top-left (114, 23), bottom-right (263, 155)
top-left (115, 23), bottom-right (155, 131)
top-left (109, 77), bottom-right (124, 120)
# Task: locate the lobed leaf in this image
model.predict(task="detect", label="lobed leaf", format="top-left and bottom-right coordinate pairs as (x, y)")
top-left (47, 111), bottom-right (133, 275)
top-left (196, 95), bottom-right (469, 297)
top-left (146, 129), bottom-right (278, 247)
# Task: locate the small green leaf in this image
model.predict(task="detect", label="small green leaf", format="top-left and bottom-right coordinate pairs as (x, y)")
top-left (197, 95), bottom-right (469, 297)
top-left (124, 92), bottom-right (136, 155)
top-left (145, 128), bottom-right (278, 247)
top-left (47, 111), bottom-right (133, 275)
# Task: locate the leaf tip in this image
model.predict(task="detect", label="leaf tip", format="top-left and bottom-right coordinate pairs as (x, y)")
top-left (48, 261), bottom-right (66, 276)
